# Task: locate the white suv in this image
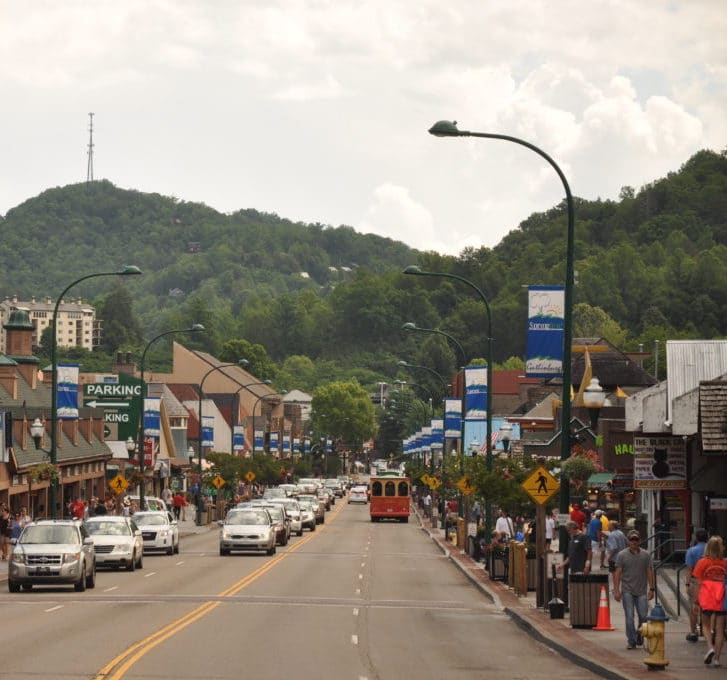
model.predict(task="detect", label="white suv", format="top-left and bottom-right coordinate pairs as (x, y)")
top-left (9, 520), bottom-right (96, 592)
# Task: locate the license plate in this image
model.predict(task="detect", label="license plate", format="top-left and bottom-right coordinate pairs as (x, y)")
top-left (31, 566), bottom-right (51, 574)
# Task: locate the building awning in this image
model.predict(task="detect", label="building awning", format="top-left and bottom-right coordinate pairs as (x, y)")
top-left (586, 472), bottom-right (614, 490)
top-left (106, 440), bottom-right (131, 460)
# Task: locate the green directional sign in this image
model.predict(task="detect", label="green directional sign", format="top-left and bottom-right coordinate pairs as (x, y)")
top-left (83, 374), bottom-right (142, 442)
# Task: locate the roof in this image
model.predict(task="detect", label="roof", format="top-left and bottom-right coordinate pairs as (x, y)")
top-left (570, 338), bottom-right (657, 389)
top-left (699, 380), bottom-right (727, 453)
top-left (283, 389), bottom-right (312, 403)
top-left (492, 370), bottom-right (540, 395)
top-left (668, 340), bottom-right (727, 410)
top-left (147, 382), bottom-right (188, 417)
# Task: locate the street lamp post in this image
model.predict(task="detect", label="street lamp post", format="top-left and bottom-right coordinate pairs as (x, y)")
top-left (196, 360), bottom-right (248, 526)
top-left (427, 119), bottom-right (575, 553)
top-left (403, 265), bottom-right (494, 536)
top-left (397, 360), bottom-right (448, 393)
top-left (231, 380), bottom-right (272, 455)
top-left (401, 322), bottom-right (467, 368)
top-left (137, 324), bottom-right (205, 511)
top-left (50, 265), bottom-right (142, 518)
top-left (252, 391), bottom-right (286, 454)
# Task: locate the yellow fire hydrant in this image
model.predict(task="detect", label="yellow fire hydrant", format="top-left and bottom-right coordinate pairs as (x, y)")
top-left (640, 604), bottom-right (669, 670)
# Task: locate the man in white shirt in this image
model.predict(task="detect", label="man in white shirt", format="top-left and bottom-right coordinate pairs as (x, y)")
top-left (495, 509), bottom-right (514, 539)
top-left (545, 510), bottom-right (556, 551)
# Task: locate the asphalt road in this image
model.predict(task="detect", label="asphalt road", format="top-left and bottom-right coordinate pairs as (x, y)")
top-left (0, 503), bottom-right (600, 679)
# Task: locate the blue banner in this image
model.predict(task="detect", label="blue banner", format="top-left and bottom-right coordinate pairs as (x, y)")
top-left (293, 437), bottom-right (300, 454)
top-left (254, 429), bottom-right (264, 451)
top-left (282, 434), bottom-right (290, 454)
top-left (304, 438), bottom-right (311, 454)
top-left (143, 398), bottom-right (161, 437)
top-left (465, 366), bottom-right (488, 421)
top-left (270, 431), bottom-right (279, 454)
top-left (526, 285), bottom-right (565, 378)
top-left (57, 363), bottom-right (79, 420)
top-left (233, 426), bottom-right (245, 452)
top-left (444, 398), bottom-right (462, 439)
top-left (325, 439), bottom-right (333, 453)
top-left (202, 415), bottom-right (214, 448)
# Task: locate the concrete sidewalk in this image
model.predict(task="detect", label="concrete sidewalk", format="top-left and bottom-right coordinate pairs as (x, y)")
top-left (417, 511), bottom-right (717, 680)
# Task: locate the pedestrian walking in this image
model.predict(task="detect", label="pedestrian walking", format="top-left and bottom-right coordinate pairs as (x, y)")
top-left (692, 535), bottom-right (727, 666)
top-left (684, 528), bottom-right (708, 643)
top-left (556, 520), bottom-right (591, 575)
top-left (613, 530), bottom-right (655, 650)
top-left (495, 509), bottom-right (515, 540)
top-left (605, 520), bottom-right (627, 572)
top-left (545, 509), bottom-right (556, 551)
top-left (422, 492), bottom-right (432, 519)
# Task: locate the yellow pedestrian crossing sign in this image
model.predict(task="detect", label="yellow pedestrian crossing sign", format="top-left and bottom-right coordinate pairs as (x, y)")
top-left (522, 465), bottom-right (559, 504)
top-left (245, 471), bottom-right (256, 483)
top-left (211, 475), bottom-right (226, 490)
top-left (109, 474), bottom-right (129, 495)
top-left (457, 476), bottom-right (475, 496)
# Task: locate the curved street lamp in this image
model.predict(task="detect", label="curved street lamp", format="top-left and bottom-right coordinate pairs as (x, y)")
top-left (196, 359), bottom-right (248, 525)
top-left (231, 380), bottom-right (272, 454)
top-left (427, 118), bottom-right (575, 547)
top-left (252, 391), bottom-right (286, 454)
top-left (137, 324), bottom-right (205, 511)
top-left (397, 360), bottom-right (448, 393)
top-left (401, 322), bottom-right (467, 368)
top-left (50, 265), bottom-right (142, 518)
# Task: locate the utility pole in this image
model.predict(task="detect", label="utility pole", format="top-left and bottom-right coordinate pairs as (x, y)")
top-left (86, 112), bottom-right (94, 182)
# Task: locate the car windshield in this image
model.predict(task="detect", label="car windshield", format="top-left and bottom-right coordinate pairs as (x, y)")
top-left (20, 525), bottom-right (78, 544)
top-left (85, 521), bottom-right (131, 536)
top-left (260, 507), bottom-right (283, 520)
top-left (227, 511), bottom-right (269, 525)
top-left (134, 514), bottom-right (167, 526)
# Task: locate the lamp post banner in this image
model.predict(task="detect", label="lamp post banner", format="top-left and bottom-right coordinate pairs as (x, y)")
top-left (254, 429), bottom-right (265, 451)
top-left (233, 426), bottom-right (245, 452)
top-left (57, 363), bottom-right (80, 420)
top-left (143, 398), bottom-right (161, 437)
top-left (0, 411), bottom-right (7, 463)
top-left (526, 286), bottom-right (565, 378)
top-left (464, 366), bottom-right (487, 421)
top-left (270, 431), bottom-right (279, 454)
top-left (293, 437), bottom-right (300, 454)
top-left (282, 434), bottom-right (290, 454)
top-left (444, 398), bottom-right (462, 439)
top-left (202, 415), bottom-right (214, 448)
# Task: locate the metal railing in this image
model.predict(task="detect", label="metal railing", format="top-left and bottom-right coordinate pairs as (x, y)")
top-left (647, 531), bottom-right (687, 614)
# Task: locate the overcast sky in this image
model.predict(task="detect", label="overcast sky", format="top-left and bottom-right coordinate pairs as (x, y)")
top-left (1, 1), bottom-right (725, 255)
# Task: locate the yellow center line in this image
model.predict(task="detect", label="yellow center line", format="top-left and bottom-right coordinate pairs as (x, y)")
top-left (93, 500), bottom-right (345, 679)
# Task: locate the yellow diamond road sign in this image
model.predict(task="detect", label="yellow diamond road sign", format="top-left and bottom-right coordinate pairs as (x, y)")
top-left (457, 476), bottom-right (475, 496)
top-left (211, 475), bottom-right (226, 490)
top-left (109, 473), bottom-right (129, 495)
top-left (245, 471), bottom-right (256, 483)
top-left (522, 465), bottom-right (559, 505)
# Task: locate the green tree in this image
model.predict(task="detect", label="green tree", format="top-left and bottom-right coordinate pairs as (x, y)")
top-left (573, 303), bottom-right (629, 347)
top-left (219, 339), bottom-right (277, 381)
top-left (311, 380), bottom-right (376, 453)
top-left (97, 284), bottom-right (143, 353)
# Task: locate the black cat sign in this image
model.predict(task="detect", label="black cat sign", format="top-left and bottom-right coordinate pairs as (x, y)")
top-left (633, 435), bottom-right (686, 489)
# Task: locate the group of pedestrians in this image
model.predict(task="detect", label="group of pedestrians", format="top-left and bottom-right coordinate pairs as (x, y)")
top-left (0, 504), bottom-right (31, 559)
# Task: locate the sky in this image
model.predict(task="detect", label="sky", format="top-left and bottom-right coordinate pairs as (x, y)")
top-left (1, 1), bottom-right (725, 256)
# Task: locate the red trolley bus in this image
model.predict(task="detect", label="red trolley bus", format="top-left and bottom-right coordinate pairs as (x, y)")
top-left (369, 474), bottom-right (411, 522)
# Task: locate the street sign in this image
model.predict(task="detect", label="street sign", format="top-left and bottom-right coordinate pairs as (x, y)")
top-left (83, 374), bottom-right (142, 442)
top-left (521, 465), bottom-right (559, 505)
top-left (245, 471), bottom-right (256, 483)
top-left (428, 476), bottom-right (441, 490)
top-left (211, 475), bottom-right (226, 490)
top-left (457, 475), bottom-right (475, 496)
top-left (108, 474), bottom-right (129, 495)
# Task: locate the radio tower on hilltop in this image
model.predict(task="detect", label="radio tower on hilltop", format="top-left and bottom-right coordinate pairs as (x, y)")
top-left (86, 112), bottom-right (94, 182)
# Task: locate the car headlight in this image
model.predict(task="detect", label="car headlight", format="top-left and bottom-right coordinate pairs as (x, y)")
top-left (222, 529), bottom-right (232, 539)
top-left (62, 551), bottom-right (81, 564)
top-left (158, 529), bottom-right (170, 537)
top-left (111, 544), bottom-right (129, 554)
top-left (11, 552), bottom-right (25, 565)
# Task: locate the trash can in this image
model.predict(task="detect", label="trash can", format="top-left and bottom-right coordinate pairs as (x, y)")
top-left (569, 573), bottom-right (609, 628)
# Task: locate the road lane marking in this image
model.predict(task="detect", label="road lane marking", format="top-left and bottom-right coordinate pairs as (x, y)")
top-left (353, 608), bottom-right (359, 616)
top-left (143, 572), bottom-right (156, 578)
top-left (94, 499), bottom-right (346, 679)
top-left (44, 605), bottom-right (63, 613)
top-left (355, 588), bottom-right (361, 595)
top-left (358, 574), bottom-right (363, 580)
top-left (176, 561), bottom-right (184, 566)
top-left (104, 586), bottom-right (119, 592)
top-left (351, 635), bottom-right (358, 645)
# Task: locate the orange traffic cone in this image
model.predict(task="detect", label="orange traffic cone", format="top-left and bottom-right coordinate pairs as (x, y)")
top-left (593, 584), bottom-right (615, 631)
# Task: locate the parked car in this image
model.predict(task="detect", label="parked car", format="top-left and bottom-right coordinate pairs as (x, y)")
top-left (325, 479), bottom-right (344, 498)
top-left (258, 504), bottom-right (291, 545)
top-left (317, 487), bottom-right (332, 510)
top-left (8, 520), bottom-right (96, 592)
top-left (267, 498), bottom-right (303, 536)
top-left (85, 515), bottom-right (143, 571)
top-left (348, 486), bottom-right (368, 504)
top-left (297, 500), bottom-right (317, 532)
top-left (132, 511), bottom-right (179, 555)
top-left (262, 488), bottom-right (287, 500)
top-left (126, 496), bottom-right (167, 512)
top-left (219, 508), bottom-right (276, 556)
top-left (297, 494), bottom-right (325, 524)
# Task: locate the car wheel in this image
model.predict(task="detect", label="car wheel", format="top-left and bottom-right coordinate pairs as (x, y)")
top-left (266, 543), bottom-right (276, 556)
top-left (220, 547), bottom-right (229, 556)
top-left (74, 565), bottom-right (87, 592)
top-left (8, 580), bottom-right (20, 593)
top-left (281, 534), bottom-right (288, 546)
top-left (136, 552), bottom-right (143, 569)
top-left (86, 564), bottom-right (96, 588)
top-left (297, 529), bottom-right (303, 536)
top-left (21, 584), bottom-right (33, 591)
top-left (310, 523), bottom-right (316, 532)
top-left (174, 538), bottom-right (180, 554)
top-left (167, 544), bottom-right (174, 555)
top-left (127, 552), bottom-right (136, 572)
top-left (321, 518), bottom-right (325, 525)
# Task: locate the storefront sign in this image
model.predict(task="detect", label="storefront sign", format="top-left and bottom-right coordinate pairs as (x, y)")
top-left (633, 435), bottom-right (686, 489)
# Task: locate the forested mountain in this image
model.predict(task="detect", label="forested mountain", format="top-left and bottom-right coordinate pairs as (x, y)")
top-left (1, 149), bottom-right (726, 398)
